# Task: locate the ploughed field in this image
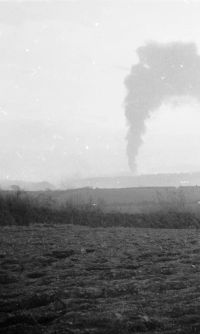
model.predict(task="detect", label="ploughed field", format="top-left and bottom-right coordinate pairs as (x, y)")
top-left (0, 224), bottom-right (200, 334)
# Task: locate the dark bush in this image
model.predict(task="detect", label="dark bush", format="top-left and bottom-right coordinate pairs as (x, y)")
top-left (0, 190), bottom-right (200, 228)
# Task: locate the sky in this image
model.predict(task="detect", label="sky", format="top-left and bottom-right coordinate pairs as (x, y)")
top-left (1, 0), bottom-right (200, 183)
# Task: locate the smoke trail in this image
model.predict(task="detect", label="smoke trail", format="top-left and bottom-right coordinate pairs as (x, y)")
top-left (124, 42), bottom-right (200, 171)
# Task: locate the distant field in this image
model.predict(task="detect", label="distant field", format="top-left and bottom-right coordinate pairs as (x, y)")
top-left (2, 186), bottom-right (200, 218)
top-left (1, 224), bottom-right (200, 333)
top-left (29, 186), bottom-right (200, 214)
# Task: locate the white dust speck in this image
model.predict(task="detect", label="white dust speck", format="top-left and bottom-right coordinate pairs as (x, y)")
top-left (42, 24), bottom-right (48, 30)
top-left (143, 63), bottom-right (150, 69)
top-left (16, 151), bottom-right (23, 159)
top-left (49, 144), bottom-right (56, 151)
top-left (30, 69), bottom-right (38, 77)
top-left (53, 134), bottom-right (64, 140)
top-left (0, 107), bottom-right (7, 116)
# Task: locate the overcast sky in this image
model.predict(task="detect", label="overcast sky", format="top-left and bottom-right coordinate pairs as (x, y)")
top-left (1, 0), bottom-right (200, 183)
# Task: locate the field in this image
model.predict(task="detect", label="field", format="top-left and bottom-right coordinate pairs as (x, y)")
top-left (28, 186), bottom-right (200, 214)
top-left (1, 224), bottom-right (200, 333)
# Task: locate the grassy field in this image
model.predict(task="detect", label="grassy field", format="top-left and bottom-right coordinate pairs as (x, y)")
top-left (1, 224), bottom-right (200, 333)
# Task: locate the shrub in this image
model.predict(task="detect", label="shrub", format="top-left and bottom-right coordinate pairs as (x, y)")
top-left (0, 190), bottom-right (200, 228)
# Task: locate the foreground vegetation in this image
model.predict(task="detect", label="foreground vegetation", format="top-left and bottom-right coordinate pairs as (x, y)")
top-left (1, 192), bottom-right (200, 333)
top-left (0, 224), bottom-right (200, 333)
top-left (0, 190), bottom-right (200, 228)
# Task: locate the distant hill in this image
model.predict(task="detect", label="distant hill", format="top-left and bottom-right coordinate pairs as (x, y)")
top-left (2, 172), bottom-right (200, 191)
top-left (0, 180), bottom-right (55, 191)
top-left (61, 172), bottom-right (200, 189)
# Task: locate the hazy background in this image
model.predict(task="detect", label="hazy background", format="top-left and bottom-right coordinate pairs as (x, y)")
top-left (1, 0), bottom-right (200, 184)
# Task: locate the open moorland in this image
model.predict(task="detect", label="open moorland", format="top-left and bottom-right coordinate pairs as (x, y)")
top-left (1, 223), bottom-right (200, 334)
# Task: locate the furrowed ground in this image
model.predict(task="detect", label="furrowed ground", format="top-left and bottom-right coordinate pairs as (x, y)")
top-left (0, 224), bottom-right (200, 334)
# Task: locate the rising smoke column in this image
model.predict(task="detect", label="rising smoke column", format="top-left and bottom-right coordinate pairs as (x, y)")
top-left (124, 42), bottom-right (200, 171)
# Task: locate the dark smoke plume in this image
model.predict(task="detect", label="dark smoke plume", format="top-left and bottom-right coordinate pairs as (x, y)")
top-left (124, 42), bottom-right (200, 171)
